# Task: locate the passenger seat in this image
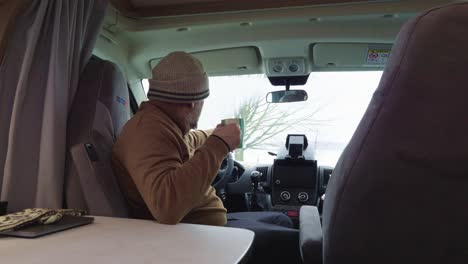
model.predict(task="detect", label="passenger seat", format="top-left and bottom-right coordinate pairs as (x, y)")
top-left (65, 57), bottom-right (131, 217)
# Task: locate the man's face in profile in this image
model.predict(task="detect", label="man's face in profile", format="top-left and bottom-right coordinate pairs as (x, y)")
top-left (189, 101), bottom-right (204, 130)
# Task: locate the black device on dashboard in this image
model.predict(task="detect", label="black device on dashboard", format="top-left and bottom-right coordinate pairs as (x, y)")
top-left (272, 159), bottom-right (318, 206)
top-left (268, 134), bottom-right (319, 227)
top-left (271, 134), bottom-right (319, 219)
top-left (285, 134), bottom-right (308, 159)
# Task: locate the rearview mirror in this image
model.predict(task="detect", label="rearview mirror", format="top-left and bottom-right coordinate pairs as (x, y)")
top-left (266, 90), bottom-right (308, 103)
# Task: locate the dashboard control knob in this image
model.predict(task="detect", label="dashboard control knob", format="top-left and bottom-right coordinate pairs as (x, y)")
top-left (298, 192), bottom-right (309, 203)
top-left (280, 191), bottom-right (291, 202)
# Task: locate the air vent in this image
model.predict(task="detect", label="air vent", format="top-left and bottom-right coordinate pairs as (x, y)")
top-left (256, 166), bottom-right (269, 182)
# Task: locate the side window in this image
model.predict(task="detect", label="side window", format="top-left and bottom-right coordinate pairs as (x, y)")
top-left (141, 79), bottom-right (149, 97)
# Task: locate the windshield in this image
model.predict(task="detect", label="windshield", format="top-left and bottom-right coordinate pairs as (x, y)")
top-left (142, 71), bottom-right (382, 166)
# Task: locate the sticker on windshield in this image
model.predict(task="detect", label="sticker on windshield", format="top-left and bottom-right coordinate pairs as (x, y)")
top-left (366, 47), bottom-right (391, 65)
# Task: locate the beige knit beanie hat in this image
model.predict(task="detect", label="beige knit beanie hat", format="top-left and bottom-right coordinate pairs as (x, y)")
top-left (148, 51), bottom-right (209, 103)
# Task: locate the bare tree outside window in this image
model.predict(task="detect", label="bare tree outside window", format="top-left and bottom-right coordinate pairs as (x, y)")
top-left (234, 96), bottom-right (325, 161)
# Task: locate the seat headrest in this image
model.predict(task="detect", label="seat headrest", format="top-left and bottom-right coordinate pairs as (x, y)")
top-left (83, 57), bottom-right (131, 138)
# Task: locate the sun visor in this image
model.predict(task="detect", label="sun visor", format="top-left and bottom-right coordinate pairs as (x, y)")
top-left (311, 43), bottom-right (393, 71)
top-left (149, 47), bottom-right (261, 76)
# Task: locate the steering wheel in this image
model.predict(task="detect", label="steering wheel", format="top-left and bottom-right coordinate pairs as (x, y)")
top-left (212, 153), bottom-right (234, 194)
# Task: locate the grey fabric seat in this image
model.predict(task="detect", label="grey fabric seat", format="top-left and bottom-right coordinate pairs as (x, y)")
top-left (315, 3), bottom-right (468, 264)
top-left (65, 57), bottom-right (131, 217)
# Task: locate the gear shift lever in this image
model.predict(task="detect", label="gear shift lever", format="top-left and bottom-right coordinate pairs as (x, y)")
top-left (246, 171), bottom-right (271, 211)
top-left (248, 171), bottom-right (261, 211)
top-left (250, 171), bottom-right (261, 191)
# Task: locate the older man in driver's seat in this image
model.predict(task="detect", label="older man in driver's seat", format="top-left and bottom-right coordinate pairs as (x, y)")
top-left (112, 51), bottom-right (238, 225)
top-left (112, 51), bottom-right (301, 263)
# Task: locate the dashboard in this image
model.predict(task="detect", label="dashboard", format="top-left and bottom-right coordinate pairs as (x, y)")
top-left (226, 162), bottom-right (332, 212)
top-left (224, 134), bottom-right (333, 225)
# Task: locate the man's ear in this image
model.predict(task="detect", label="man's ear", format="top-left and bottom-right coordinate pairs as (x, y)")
top-left (179, 103), bottom-right (195, 110)
top-left (180, 103), bottom-right (195, 113)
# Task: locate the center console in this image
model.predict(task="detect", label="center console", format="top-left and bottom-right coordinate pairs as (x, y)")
top-left (271, 135), bottom-right (319, 224)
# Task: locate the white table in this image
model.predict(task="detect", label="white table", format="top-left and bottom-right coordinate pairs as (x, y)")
top-left (0, 216), bottom-right (254, 264)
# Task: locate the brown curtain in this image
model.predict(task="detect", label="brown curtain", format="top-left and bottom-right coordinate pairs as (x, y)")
top-left (0, 0), bottom-right (108, 212)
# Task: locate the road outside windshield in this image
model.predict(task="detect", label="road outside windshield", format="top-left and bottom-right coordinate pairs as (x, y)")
top-left (142, 71), bottom-right (382, 166)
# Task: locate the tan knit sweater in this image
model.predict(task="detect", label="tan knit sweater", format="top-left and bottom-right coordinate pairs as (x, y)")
top-left (112, 102), bottom-right (228, 226)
